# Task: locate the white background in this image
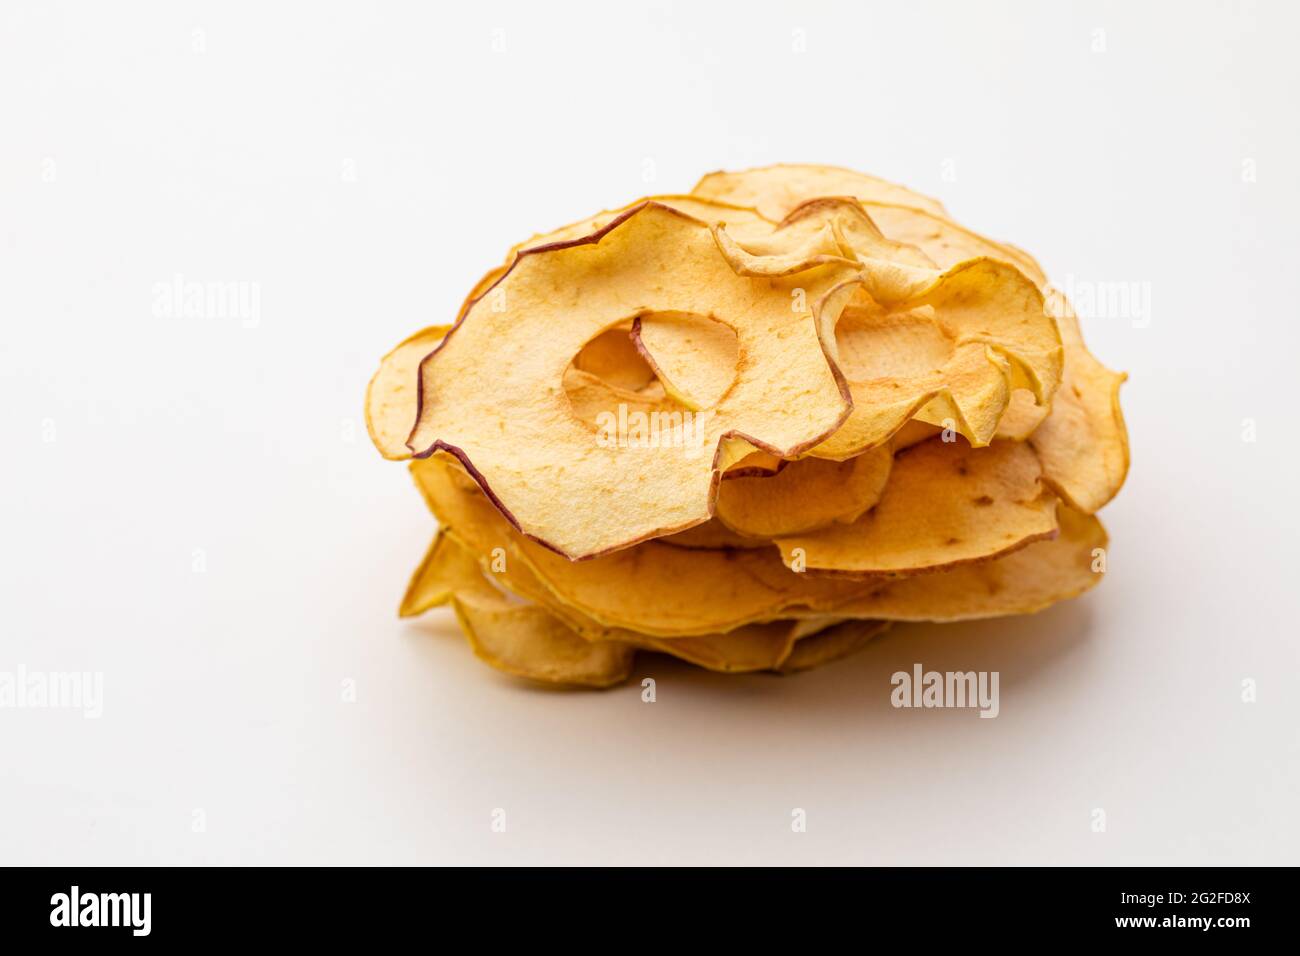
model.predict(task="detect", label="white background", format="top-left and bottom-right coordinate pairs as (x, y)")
top-left (2, 0), bottom-right (1298, 865)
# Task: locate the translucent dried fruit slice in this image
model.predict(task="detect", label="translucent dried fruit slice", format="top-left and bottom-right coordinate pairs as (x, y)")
top-left (407, 202), bottom-right (863, 559)
top-left (829, 505), bottom-right (1105, 621)
top-left (716, 445), bottom-right (892, 538)
top-left (709, 210), bottom-right (858, 276)
top-left (365, 324), bottom-right (450, 461)
top-left (804, 255), bottom-right (1062, 456)
top-left (1029, 298), bottom-right (1130, 513)
top-left (774, 437), bottom-right (1059, 576)
top-left (411, 455), bottom-right (874, 637)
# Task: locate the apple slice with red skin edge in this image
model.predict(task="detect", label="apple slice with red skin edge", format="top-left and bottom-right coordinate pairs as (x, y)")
top-left (406, 201), bottom-right (863, 561)
top-left (365, 324), bottom-right (451, 461)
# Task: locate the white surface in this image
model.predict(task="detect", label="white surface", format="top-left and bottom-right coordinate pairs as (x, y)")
top-left (2, 0), bottom-right (1298, 866)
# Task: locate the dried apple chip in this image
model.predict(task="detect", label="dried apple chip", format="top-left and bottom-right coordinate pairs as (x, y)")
top-left (1029, 299), bottom-right (1130, 513)
top-left (863, 215), bottom-right (1126, 497)
top-left (761, 197), bottom-right (937, 271)
top-left (446, 194), bottom-right (776, 328)
top-left (715, 445), bottom-right (892, 538)
top-left (863, 203), bottom-right (1046, 287)
top-left (691, 169), bottom-right (1066, 445)
top-left (709, 209), bottom-right (859, 277)
top-left (774, 437), bottom-right (1058, 576)
top-left (802, 255), bottom-right (1062, 457)
top-left (453, 589), bottom-right (635, 688)
top-left (695, 167), bottom-right (1126, 505)
top-left (399, 528), bottom-right (489, 618)
top-left (399, 529), bottom-right (635, 687)
top-left (845, 215), bottom-right (1125, 507)
top-left (403, 509), bottom-right (871, 677)
top-left (407, 201), bottom-right (863, 560)
top-left (411, 455), bottom-right (873, 637)
top-left (365, 324), bottom-right (450, 461)
top-left (828, 505), bottom-right (1106, 621)
top-left (629, 198), bottom-right (1063, 456)
top-left (370, 164), bottom-right (1127, 688)
top-left (402, 493), bottom-right (621, 642)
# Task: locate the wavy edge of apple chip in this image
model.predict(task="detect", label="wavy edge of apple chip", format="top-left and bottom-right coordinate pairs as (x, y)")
top-left (403, 200), bottom-right (865, 561)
